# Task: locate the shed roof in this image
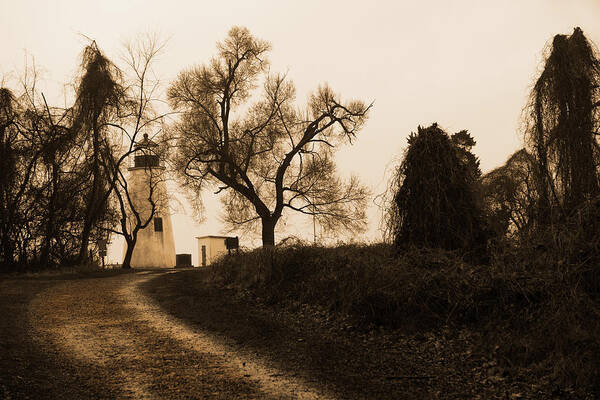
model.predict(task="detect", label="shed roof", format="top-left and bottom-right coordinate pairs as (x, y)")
top-left (196, 235), bottom-right (233, 239)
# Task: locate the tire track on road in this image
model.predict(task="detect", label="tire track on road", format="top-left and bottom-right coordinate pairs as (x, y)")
top-left (124, 274), bottom-right (334, 400)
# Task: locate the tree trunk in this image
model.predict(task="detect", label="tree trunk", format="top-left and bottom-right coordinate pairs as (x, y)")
top-left (122, 238), bottom-right (135, 269)
top-left (261, 216), bottom-right (276, 247)
top-left (259, 216), bottom-right (277, 282)
top-left (78, 118), bottom-right (103, 264)
top-left (0, 232), bottom-right (15, 271)
top-left (41, 161), bottom-right (59, 268)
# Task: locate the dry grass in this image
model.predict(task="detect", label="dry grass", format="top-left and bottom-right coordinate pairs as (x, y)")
top-left (210, 242), bottom-right (600, 393)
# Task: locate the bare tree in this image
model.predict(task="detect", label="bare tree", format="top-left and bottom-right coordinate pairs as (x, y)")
top-left (168, 27), bottom-right (370, 246)
top-left (99, 35), bottom-right (171, 268)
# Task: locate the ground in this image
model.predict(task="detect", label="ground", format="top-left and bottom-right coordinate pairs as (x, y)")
top-left (0, 269), bottom-right (589, 399)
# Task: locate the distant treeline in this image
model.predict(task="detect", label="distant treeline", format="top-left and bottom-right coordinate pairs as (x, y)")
top-left (2, 27), bottom-right (599, 272)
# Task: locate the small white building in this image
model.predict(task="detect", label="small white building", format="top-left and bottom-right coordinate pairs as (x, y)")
top-left (196, 235), bottom-right (238, 266)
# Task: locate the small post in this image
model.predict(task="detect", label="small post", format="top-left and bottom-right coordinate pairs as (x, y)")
top-left (98, 239), bottom-right (107, 269)
top-left (312, 200), bottom-right (317, 244)
top-left (313, 213), bottom-right (316, 244)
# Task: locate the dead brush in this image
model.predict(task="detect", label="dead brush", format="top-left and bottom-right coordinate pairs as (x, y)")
top-left (487, 218), bottom-right (600, 391)
top-left (210, 240), bottom-right (599, 392)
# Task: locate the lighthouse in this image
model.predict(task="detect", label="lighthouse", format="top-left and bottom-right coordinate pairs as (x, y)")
top-left (126, 133), bottom-right (176, 268)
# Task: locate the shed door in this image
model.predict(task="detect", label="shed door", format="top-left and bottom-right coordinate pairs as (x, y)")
top-left (201, 245), bottom-right (206, 267)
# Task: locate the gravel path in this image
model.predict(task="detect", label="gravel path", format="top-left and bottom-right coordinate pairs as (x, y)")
top-left (2, 270), bottom-right (332, 399)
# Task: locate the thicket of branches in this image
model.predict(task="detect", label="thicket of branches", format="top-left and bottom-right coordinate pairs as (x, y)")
top-left (0, 58), bottom-right (117, 271)
top-left (480, 149), bottom-right (537, 240)
top-left (71, 43), bottom-right (125, 264)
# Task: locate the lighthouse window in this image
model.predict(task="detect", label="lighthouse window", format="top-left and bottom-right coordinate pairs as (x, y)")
top-left (154, 217), bottom-right (163, 232)
top-left (134, 154), bottom-right (160, 167)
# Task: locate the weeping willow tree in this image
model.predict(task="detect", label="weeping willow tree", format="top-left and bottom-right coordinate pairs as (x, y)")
top-left (72, 42), bottom-right (124, 263)
top-left (386, 123), bottom-right (487, 254)
top-left (525, 27), bottom-right (600, 226)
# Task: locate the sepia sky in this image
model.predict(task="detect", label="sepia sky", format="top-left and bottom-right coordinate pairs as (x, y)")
top-left (2, 1), bottom-right (600, 264)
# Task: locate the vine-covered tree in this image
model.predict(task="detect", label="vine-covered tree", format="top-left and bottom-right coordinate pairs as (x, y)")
top-left (387, 123), bottom-right (486, 253)
top-left (525, 27), bottom-right (600, 225)
top-left (71, 42), bottom-right (124, 264)
top-left (168, 27), bottom-right (370, 246)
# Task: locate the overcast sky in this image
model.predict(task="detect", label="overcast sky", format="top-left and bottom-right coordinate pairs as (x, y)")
top-left (2, 1), bottom-right (600, 263)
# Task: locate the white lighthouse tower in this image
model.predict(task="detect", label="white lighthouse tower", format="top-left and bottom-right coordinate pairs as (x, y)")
top-left (126, 133), bottom-right (176, 268)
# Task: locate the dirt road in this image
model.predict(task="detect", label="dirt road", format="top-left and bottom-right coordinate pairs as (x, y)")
top-left (2, 269), bottom-right (568, 400)
top-left (0, 271), bottom-right (331, 399)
